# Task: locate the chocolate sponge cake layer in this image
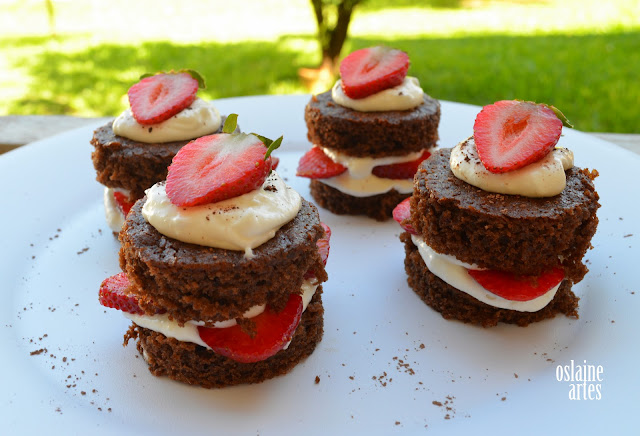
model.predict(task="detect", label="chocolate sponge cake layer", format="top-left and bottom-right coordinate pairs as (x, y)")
top-left (119, 198), bottom-right (327, 325)
top-left (401, 233), bottom-right (579, 327)
top-left (412, 147), bottom-right (600, 282)
top-left (125, 289), bottom-right (324, 388)
top-left (305, 91), bottom-right (440, 158)
top-left (91, 119), bottom-right (226, 199)
top-left (310, 180), bottom-right (409, 221)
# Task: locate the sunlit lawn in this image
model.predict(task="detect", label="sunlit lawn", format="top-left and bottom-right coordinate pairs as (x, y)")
top-left (1, 0), bottom-right (638, 132)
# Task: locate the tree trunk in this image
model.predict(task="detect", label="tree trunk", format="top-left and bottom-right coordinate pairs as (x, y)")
top-left (302, 0), bottom-right (361, 91)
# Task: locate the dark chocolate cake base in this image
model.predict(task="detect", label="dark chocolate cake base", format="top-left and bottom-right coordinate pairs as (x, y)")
top-left (413, 146), bottom-right (600, 281)
top-left (310, 179), bottom-right (409, 221)
top-left (401, 233), bottom-right (579, 327)
top-left (305, 91), bottom-right (440, 158)
top-left (120, 197), bottom-right (327, 325)
top-left (125, 289), bottom-right (324, 388)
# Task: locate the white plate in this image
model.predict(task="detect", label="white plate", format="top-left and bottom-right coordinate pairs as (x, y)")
top-left (1, 96), bottom-right (638, 435)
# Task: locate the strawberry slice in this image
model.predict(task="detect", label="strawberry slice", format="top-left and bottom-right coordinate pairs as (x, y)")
top-left (99, 272), bottom-right (166, 315)
top-left (304, 222), bottom-right (332, 280)
top-left (392, 197), bottom-right (417, 235)
top-left (340, 46), bottom-right (410, 99)
top-left (99, 272), bottom-right (144, 315)
top-left (468, 267), bottom-right (565, 301)
top-left (166, 133), bottom-right (272, 207)
top-left (113, 191), bottom-right (135, 216)
top-left (128, 72), bottom-right (198, 125)
top-left (473, 100), bottom-right (564, 173)
top-left (198, 294), bottom-right (303, 363)
top-left (372, 150), bottom-right (431, 179)
top-left (296, 146), bottom-right (347, 179)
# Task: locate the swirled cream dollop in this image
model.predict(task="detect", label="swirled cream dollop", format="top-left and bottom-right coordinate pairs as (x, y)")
top-left (331, 76), bottom-right (424, 112)
top-left (141, 172), bottom-right (301, 257)
top-left (318, 146), bottom-right (423, 196)
top-left (112, 97), bottom-right (221, 143)
top-left (450, 137), bottom-right (573, 197)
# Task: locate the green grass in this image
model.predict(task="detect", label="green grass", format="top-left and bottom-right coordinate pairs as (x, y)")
top-left (1, 0), bottom-right (639, 132)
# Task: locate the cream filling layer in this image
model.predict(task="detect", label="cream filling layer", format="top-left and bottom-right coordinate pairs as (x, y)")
top-left (112, 97), bottom-right (221, 143)
top-left (331, 76), bottom-right (424, 112)
top-left (103, 187), bottom-right (128, 232)
top-left (317, 146), bottom-right (421, 197)
top-left (123, 279), bottom-right (319, 350)
top-left (410, 235), bottom-right (560, 312)
top-left (142, 172), bottom-right (301, 257)
top-left (450, 137), bottom-right (574, 197)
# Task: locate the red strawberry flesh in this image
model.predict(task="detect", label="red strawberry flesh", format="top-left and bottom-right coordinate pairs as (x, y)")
top-left (128, 72), bottom-right (198, 126)
top-left (198, 294), bottom-right (303, 363)
top-left (468, 267), bottom-right (565, 301)
top-left (392, 197), bottom-right (417, 235)
top-left (340, 46), bottom-right (410, 99)
top-left (99, 272), bottom-right (145, 315)
top-left (166, 133), bottom-right (272, 207)
top-left (296, 146), bottom-right (347, 179)
top-left (372, 149), bottom-right (431, 179)
top-left (473, 100), bottom-right (563, 173)
top-left (113, 191), bottom-right (135, 216)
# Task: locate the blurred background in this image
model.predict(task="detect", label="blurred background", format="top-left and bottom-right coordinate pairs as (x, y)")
top-left (1, 0), bottom-right (638, 132)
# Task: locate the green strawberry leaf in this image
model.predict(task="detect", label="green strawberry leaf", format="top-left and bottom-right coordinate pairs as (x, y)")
top-left (545, 104), bottom-right (573, 129)
top-left (264, 136), bottom-right (283, 160)
top-left (139, 69), bottom-right (206, 89)
top-left (250, 133), bottom-right (283, 160)
top-left (223, 114), bottom-right (239, 134)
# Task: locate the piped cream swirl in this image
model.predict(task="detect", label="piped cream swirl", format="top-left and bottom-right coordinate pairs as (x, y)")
top-left (450, 137), bottom-right (573, 197)
top-left (331, 76), bottom-right (424, 112)
top-left (141, 172), bottom-right (301, 257)
top-left (112, 97), bottom-right (221, 143)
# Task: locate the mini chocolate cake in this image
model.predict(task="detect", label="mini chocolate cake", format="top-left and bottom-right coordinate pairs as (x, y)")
top-left (305, 91), bottom-right (440, 159)
top-left (91, 118), bottom-right (228, 200)
top-left (302, 92), bottom-right (440, 221)
top-left (402, 147), bottom-right (599, 327)
top-left (118, 198), bottom-right (328, 387)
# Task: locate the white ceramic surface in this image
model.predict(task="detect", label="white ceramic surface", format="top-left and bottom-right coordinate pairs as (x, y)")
top-left (1, 96), bottom-right (638, 435)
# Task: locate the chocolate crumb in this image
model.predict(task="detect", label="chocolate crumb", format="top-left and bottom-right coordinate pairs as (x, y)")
top-left (315, 375), bottom-right (320, 384)
top-left (76, 247), bottom-right (89, 255)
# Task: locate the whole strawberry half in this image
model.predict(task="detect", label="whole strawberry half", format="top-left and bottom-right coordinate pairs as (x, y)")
top-left (198, 293), bottom-right (303, 363)
top-left (392, 197), bottom-right (417, 235)
top-left (99, 272), bottom-right (145, 315)
top-left (128, 72), bottom-right (199, 125)
top-left (473, 100), bottom-right (564, 173)
top-left (296, 146), bottom-right (347, 179)
top-left (372, 150), bottom-right (431, 179)
top-left (340, 46), bottom-right (410, 99)
top-left (166, 133), bottom-right (272, 207)
top-left (468, 267), bottom-right (565, 302)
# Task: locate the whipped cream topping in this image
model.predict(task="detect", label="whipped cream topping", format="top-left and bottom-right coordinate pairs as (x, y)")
top-left (142, 172), bottom-right (301, 257)
top-left (103, 187), bottom-right (129, 232)
top-left (112, 97), bottom-right (221, 143)
top-left (124, 279), bottom-right (319, 350)
top-left (410, 235), bottom-right (561, 312)
top-left (450, 137), bottom-right (574, 197)
top-left (332, 76), bottom-right (424, 112)
top-left (317, 146), bottom-right (422, 197)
